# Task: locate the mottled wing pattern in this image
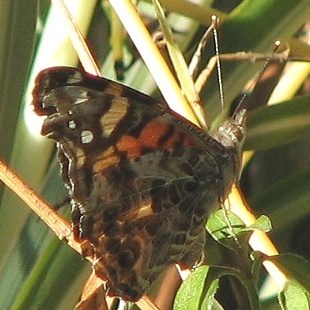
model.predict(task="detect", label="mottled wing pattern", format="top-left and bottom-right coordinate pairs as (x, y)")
top-left (32, 67), bottom-right (245, 301)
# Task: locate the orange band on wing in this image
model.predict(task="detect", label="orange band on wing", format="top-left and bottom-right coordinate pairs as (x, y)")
top-left (116, 119), bottom-right (198, 159)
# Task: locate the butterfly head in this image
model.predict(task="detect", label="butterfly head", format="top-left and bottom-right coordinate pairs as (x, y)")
top-left (216, 109), bottom-right (246, 149)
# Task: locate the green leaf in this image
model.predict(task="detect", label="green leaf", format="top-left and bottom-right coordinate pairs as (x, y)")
top-left (173, 265), bottom-right (220, 310)
top-left (206, 210), bottom-right (245, 239)
top-left (279, 280), bottom-right (310, 310)
top-left (152, 0), bottom-right (200, 104)
top-left (270, 254), bottom-right (310, 292)
top-left (244, 97), bottom-right (310, 150)
top-left (10, 237), bottom-right (87, 310)
top-left (0, 0), bottom-right (37, 164)
top-left (248, 215), bottom-right (272, 232)
top-left (206, 210), bottom-right (271, 241)
top-left (250, 169), bottom-right (310, 231)
top-left (174, 265), bottom-right (261, 310)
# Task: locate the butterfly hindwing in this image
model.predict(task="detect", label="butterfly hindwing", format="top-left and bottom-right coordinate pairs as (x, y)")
top-left (33, 67), bottom-right (245, 301)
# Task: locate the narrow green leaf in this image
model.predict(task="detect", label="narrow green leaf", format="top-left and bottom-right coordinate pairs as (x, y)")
top-left (0, 0), bottom-right (37, 163)
top-left (271, 254), bottom-right (310, 292)
top-left (152, 0), bottom-right (199, 104)
top-left (245, 97), bottom-right (310, 150)
top-left (11, 237), bottom-right (88, 310)
top-left (250, 169), bottom-right (310, 231)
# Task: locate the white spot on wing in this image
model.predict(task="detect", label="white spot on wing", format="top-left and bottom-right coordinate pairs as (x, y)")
top-left (81, 130), bottom-right (93, 144)
top-left (68, 120), bottom-right (76, 129)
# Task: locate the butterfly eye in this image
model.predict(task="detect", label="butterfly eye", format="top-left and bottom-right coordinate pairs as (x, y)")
top-left (217, 109), bottom-right (246, 147)
top-left (80, 129), bottom-right (94, 144)
top-left (232, 125), bottom-right (245, 143)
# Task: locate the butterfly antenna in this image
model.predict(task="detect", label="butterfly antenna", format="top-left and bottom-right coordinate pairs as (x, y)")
top-left (212, 16), bottom-right (225, 112)
top-left (232, 40), bottom-right (282, 117)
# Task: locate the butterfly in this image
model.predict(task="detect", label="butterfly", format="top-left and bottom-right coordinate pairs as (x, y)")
top-left (32, 66), bottom-right (246, 301)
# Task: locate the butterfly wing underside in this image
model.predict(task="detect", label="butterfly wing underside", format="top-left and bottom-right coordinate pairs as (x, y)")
top-left (32, 67), bottom-right (244, 301)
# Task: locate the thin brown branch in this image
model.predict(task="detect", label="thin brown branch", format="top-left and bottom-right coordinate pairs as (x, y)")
top-left (74, 271), bottom-right (110, 310)
top-left (0, 158), bottom-right (87, 258)
top-left (154, 266), bottom-right (182, 310)
top-left (218, 52), bottom-right (310, 62)
top-left (137, 296), bottom-right (161, 310)
top-left (195, 51), bottom-right (292, 94)
top-left (0, 158), bottom-right (72, 240)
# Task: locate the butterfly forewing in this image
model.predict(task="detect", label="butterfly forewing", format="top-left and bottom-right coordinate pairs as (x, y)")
top-left (32, 67), bottom-right (245, 301)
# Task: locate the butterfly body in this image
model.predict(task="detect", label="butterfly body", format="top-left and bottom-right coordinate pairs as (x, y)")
top-left (33, 67), bottom-right (245, 301)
